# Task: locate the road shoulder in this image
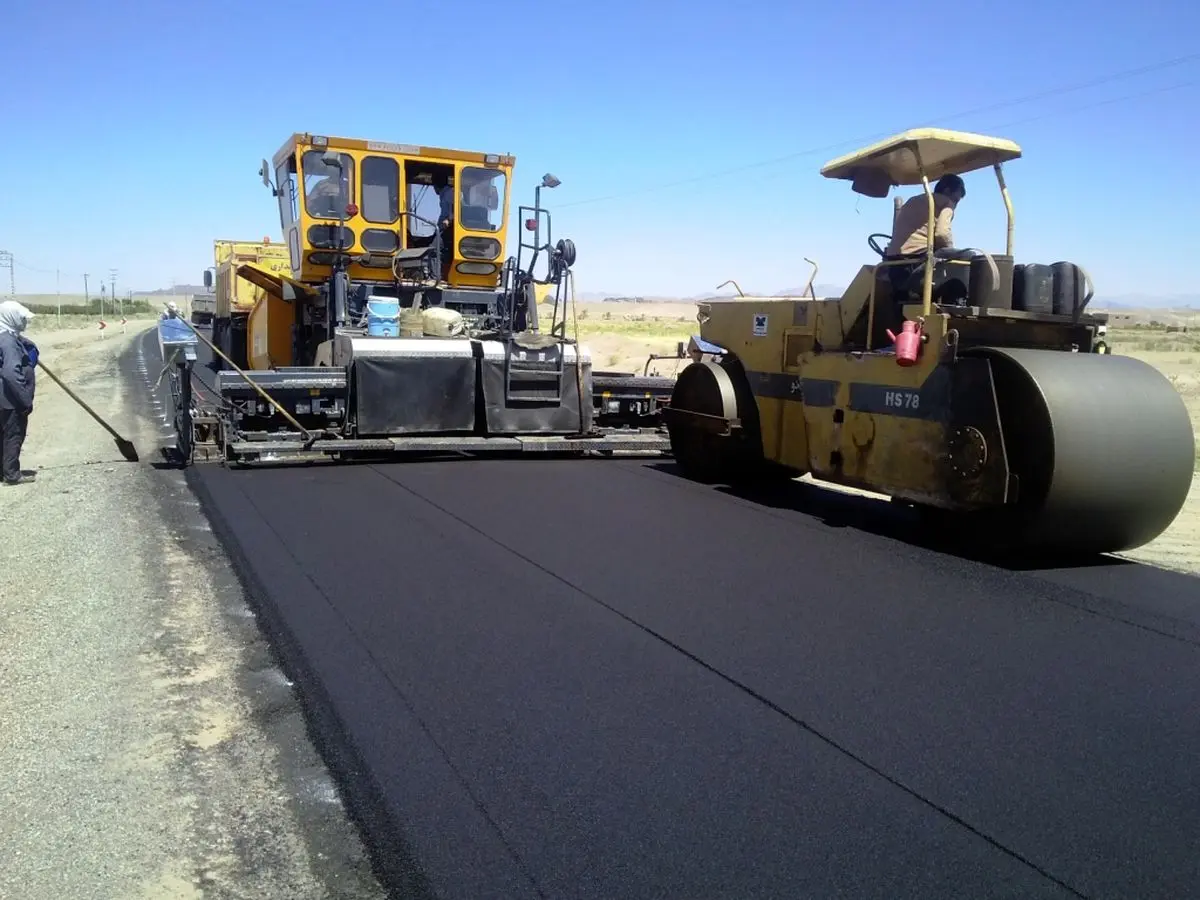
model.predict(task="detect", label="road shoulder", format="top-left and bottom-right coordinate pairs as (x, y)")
top-left (0, 322), bottom-right (386, 899)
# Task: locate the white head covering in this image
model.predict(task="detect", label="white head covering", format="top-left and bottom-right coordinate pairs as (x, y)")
top-left (0, 300), bottom-right (34, 335)
top-left (166, 300), bottom-right (178, 312)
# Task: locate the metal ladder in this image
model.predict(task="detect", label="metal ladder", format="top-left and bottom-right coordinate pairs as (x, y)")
top-left (504, 339), bottom-right (566, 403)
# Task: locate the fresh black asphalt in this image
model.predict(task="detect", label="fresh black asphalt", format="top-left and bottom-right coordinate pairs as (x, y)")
top-left (187, 457), bottom-right (1200, 900)
top-left (148, 327), bottom-right (1200, 898)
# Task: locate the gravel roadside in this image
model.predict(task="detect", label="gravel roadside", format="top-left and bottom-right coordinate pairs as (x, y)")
top-left (0, 321), bottom-right (387, 899)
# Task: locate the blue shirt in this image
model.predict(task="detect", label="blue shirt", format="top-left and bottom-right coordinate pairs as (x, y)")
top-left (0, 331), bottom-right (35, 411)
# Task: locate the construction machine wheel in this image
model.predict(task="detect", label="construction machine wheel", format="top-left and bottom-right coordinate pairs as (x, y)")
top-left (666, 359), bottom-right (796, 484)
top-left (946, 347), bottom-right (1194, 556)
top-left (167, 359), bottom-right (195, 465)
top-left (666, 362), bottom-right (738, 482)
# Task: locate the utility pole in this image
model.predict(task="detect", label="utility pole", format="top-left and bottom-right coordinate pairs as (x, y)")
top-left (83, 273), bottom-right (90, 307)
top-left (0, 250), bottom-right (14, 299)
top-left (110, 268), bottom-right (118, 317)
top-left (56, 268), bottom-right (61, 325)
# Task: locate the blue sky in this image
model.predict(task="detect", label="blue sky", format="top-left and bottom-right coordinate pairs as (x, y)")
top-left (4, 0), bottom-right (1198, 301)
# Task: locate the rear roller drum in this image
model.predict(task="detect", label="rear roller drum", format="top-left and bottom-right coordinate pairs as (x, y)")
top-left (667, 362), bottom-right (741, 483)
top-left (964, 347), bottom-right (1195, 556)
top-left (666, 360), bottom-right (794, 485)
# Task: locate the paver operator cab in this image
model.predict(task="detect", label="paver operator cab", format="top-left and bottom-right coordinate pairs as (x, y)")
top-left (663, 127), bottom-right (1195, 557)
top-left (187, 133), bottom-right (672, 465)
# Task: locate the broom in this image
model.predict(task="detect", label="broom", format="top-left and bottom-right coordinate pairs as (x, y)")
top-left (34, 359), bottom-right (140, 463)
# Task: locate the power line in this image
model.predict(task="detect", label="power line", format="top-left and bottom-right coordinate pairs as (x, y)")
top-left (987, 78), bottom-right (1198, 131)
top-left (13, 257), bottom-right (78, 277)
top-left (554, 51), bottom-right (1200, 210)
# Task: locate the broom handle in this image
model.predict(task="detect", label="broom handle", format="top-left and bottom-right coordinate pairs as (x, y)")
top-left (35, 361), bottom-right (128, 443)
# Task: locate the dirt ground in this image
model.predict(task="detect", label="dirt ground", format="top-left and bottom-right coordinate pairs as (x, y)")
top-left (0, 320), bottom-right (385, 899)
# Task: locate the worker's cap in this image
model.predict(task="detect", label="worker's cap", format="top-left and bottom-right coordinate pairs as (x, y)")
top-left (166, 301), bottom-right (178, 311)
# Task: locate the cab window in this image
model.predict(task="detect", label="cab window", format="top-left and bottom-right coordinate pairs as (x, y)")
top-left (361, 156), bottom-right (399, 224)
top-left (407, 181), bottom-right (440, 238)
top-left (459, 167), bottom-right (505, 232)
top-left (302, 150), bottom-right (355, 219)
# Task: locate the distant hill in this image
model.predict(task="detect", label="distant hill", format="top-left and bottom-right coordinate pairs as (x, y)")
top-left (1093, 293), bottom-right (1199, 310)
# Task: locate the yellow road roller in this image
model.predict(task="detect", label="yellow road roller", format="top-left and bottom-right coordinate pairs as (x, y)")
top-left (662, 127), bottom-right (1195, 556)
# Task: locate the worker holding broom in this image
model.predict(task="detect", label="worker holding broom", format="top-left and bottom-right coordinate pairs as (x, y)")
top-left (0, 299), bottom-right (38, 486)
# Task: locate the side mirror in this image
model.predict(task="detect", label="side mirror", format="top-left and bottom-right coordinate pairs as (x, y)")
top-left (541, 173), bottom-right (561, 189)
top-left (203, 269), bottom-right (213, 289)
top-left (259, 159), bottom-right (279, 196)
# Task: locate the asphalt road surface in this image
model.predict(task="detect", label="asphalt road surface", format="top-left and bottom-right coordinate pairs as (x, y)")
top-left (155, 326), bottom-right (1200, 899)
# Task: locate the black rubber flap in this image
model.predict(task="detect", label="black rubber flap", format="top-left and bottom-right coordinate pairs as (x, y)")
top-left (480, 349), bottom-right (590, 435)
top-left (353, 354), bottom-right (476, 435)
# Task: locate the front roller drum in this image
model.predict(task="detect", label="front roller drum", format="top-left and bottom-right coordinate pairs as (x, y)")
top-left (969, 346), bottom-right (1195, 555)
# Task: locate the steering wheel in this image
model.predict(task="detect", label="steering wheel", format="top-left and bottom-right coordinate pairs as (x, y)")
top-left (868, 233), bottom-right (891, 258)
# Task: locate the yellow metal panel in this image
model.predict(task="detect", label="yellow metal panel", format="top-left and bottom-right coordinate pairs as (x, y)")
top-left (247, 292), bottom-right (294, 370)
top-left (797, 314), bottom-right (954, 502)
top-left (248, 299), bottom-right (269, 370)
top-left (756, 395), bottom-right (787, 462)
top-left (697, 298), bottom-right (810, 372)
top-left (696, 298), bottom-right (824, 473)
top-left (213, 240), bottom-right (292, 317)
top-left (234, 263), bottom-right (316, 302)
top-left (778, 397), bottom-right (809, 471)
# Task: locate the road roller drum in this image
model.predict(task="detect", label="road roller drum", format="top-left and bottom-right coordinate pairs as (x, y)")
top-left (963, 347), bottom-right (1194, 555)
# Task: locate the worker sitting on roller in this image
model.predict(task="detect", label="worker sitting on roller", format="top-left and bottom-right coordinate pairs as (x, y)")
top-left (161, 301), bottom-right (181, 320)
top-left (885, 174), bottom-right (965, 258)
top-left (882, 174), bottom-right (985, 308)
